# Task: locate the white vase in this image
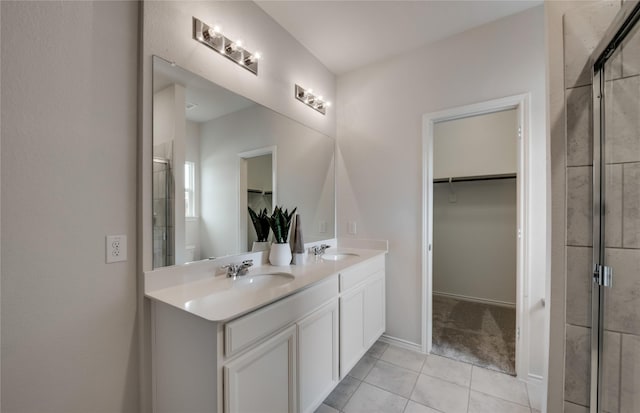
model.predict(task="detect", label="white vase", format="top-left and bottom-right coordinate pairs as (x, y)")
top-left (269, 243), bottom-right (292, 266)
top-left (252, 241), bottom-right (270, 252)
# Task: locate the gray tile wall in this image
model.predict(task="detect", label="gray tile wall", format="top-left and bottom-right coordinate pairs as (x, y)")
top-left (562, 1), bottom-right (640, 412)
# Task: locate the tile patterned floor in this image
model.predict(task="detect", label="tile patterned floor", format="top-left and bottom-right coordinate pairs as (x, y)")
top-left (318, 341), bottom-right (542, 413)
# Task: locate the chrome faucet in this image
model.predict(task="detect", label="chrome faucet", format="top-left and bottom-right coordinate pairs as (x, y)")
top-left (222, 259), bottom-right (253, 279)
top-left (310, 244), bottom-right (331, 256)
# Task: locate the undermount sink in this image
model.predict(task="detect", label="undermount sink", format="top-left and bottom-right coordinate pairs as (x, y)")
top-left (233, 272), bottom-right (294, 288)
top-left (321, 253), bottom-right (360, 261)
top-left (181, 271), bottom-right (294, 310)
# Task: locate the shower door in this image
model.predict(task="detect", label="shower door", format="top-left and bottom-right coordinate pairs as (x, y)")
top-left (592, 3), bottom-right (640, 412)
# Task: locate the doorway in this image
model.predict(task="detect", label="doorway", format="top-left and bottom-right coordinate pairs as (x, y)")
top-left (239, 146), bottom-right (277, 252)
top-left (422, 95), bottom-right (529, 379)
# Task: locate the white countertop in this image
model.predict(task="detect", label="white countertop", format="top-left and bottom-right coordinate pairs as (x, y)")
top-left (145, 247), bottom-right (386, 322)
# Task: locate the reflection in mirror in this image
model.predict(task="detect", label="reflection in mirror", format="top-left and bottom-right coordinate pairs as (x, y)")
top-left (152, 56), bottom-right (335, 268)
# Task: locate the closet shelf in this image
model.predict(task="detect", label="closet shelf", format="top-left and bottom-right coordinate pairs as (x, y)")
top-left (433, 173), bottom-right (516, 183)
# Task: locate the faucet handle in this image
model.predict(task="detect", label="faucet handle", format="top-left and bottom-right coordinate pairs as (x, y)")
top-left (242, 259), bottom-right (253, 267)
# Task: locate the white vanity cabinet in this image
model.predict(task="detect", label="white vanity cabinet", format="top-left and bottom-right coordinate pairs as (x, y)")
top-left (297, 299), bottom-right (339, 413)
top-left (222, 276), bottom-right (339, 413)
top-left (339, 255), bottom-right (386, 378)
top-left (224, 325), bottom-right (297, 413)
top-left (149, 251), bottom-right (386, 413)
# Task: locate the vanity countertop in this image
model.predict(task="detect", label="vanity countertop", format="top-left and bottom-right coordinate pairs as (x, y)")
top-left (145, 247), bottom-right (386, 322)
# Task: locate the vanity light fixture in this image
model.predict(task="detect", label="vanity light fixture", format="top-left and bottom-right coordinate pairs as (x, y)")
top-left (193, 17), bottom-right (261, 75)
top-left (295, 84), bottom-right (331, 115)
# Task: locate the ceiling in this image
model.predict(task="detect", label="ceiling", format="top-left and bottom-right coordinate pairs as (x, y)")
top-left (154, 59), bottom-right (255, 123)
top-left (256, 0), bottom-right (542, 75)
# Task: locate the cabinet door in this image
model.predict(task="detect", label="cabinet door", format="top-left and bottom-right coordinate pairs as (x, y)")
top-left (364, 271), bottom-right (386, 348)
top-left (224, 325), bottom-right (296, 413)
top-left (340, 286), bottom-right (365, 378)
top-left (298, 299), bottom-right (339, 413)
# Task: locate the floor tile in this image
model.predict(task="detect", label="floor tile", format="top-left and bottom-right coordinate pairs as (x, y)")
top-left (314, 403), bottom-right (339, 413)
top-left (348, 354), bottom-right (376, 380)
top-left (366, 340), bottom-right (389, 358)
top-left (404, 400), bottom-right (442, 413)
top-left (468, 391), bottom-right (531, 413)
top-left (411, 374), bottom-right (469, 413)
top-left (422, 354), bottom-right (472, 387)
top-left (471, 366), bottom-right (529, 406)
top-left (342, 382), bottom-right (407, 413)
top-left (364, 360), bottom-right (418, 398)
top-left (324, 375), bottom-right (360, 411)
top-left (380, 345), bottom-right (425, 372)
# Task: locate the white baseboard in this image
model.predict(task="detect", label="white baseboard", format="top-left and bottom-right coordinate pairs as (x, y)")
top-left (378, 334), bottom-right (423, 353)
top-left (433, 291), bottom-right (516, 309)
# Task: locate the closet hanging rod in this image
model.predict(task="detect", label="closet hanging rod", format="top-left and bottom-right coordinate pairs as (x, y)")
top-left (247, 189), bottom-right (273, 195)
top-left (433, 173), bottom-right (516, 183)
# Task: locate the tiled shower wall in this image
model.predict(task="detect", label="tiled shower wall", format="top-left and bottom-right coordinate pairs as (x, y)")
top-left (563, 1), bottom-right (640, 412)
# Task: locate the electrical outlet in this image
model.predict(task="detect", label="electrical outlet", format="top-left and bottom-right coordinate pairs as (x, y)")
top-left (319, 221), bottom-right (327, 233)
top-left (106, 235), bottom-right (127, 263)
top-left (348, 221), bottom-right (357, 235)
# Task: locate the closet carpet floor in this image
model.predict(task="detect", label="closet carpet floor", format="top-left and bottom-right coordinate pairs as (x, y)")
top-left (431, 295), bottom-right (516, 376)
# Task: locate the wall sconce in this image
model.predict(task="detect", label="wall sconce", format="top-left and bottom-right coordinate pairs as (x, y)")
top-left (295, 84), bottom-right (331, 115)
top-left (193, 17), bottom-right (261, 75)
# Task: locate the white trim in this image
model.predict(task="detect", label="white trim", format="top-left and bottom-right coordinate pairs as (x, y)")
top-left (433, 291), bottom-right (516, 309)
top-left (421, 93), bottom-right (531, 381)
top-left (378, 334), bottom-right (423, 353)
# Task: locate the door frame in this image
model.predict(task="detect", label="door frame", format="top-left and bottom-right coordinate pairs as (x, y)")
top-left (238, 146), bottom-right (277, 252)
top-left (421, 93), bottom-right (530, 379)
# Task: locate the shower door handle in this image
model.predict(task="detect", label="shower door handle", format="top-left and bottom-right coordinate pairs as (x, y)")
top-left (593, 264), bottom-right (613, 288)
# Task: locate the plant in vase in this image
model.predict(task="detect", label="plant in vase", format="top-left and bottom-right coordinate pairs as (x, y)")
top-left (248, 207), bottom-right (271, 252)
top-left (267, 206), bottom-right (297, 265)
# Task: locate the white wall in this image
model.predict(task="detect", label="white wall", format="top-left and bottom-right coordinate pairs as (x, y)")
top-left (336, 6), bottom-right (547, 378)
top-left (433, 179), bottom-right (517, 305)
top-left (1, 2), bottom-right (139, 412)
top-left (434, 109), bottom-right (518, 179)
top-left (247, 154), bottom-right (273, 192)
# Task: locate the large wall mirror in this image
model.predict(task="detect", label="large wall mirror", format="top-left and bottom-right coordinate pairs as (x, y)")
top-left (152, 56), bottom-right (335, 268)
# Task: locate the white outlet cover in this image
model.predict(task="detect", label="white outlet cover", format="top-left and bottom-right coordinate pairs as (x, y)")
top-left (106, 235), bottom-right (127, 263)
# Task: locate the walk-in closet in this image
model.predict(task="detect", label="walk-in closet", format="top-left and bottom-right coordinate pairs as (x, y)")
top-left (431, 108), bottom-right (519, 375)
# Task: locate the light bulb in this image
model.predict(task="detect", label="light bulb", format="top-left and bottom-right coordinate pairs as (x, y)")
top-left (307, 89), bottom-right (313, 94)
top-left (326, 102), bottom-right (332, 107)
top-left (208, 25), bottom-right (222, 37)
top-left (318, 95), bottom-right (324, 101)
top-left (254, 52), bottom-right (262, 60)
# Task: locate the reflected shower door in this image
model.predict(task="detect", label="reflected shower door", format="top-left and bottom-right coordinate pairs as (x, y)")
top-left (593, 11), bottom-right (640, 413)
top-left (153, 158), bottom-right (174, 267)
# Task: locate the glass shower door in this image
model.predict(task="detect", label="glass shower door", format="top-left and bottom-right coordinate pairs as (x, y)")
top-left (592, 8), bottom-right (640, 412)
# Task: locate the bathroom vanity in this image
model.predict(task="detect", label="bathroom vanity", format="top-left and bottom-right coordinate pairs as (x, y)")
top-left (146, 244), bottom-right (386, 413)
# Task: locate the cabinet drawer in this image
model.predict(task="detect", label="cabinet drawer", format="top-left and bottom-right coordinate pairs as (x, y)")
top-left (339, 255), bottom-right (385, 292)
top-left (225, 275), bottom-right (338, 358)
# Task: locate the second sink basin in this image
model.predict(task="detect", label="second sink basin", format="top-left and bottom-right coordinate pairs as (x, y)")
top-left (321, 252), bottom-right (360, 261)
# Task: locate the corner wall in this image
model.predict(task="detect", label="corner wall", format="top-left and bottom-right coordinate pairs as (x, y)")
top-left (336, 6), bottom-right (547, 379)
top-left (1, 2), bottom-right (139, 411)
